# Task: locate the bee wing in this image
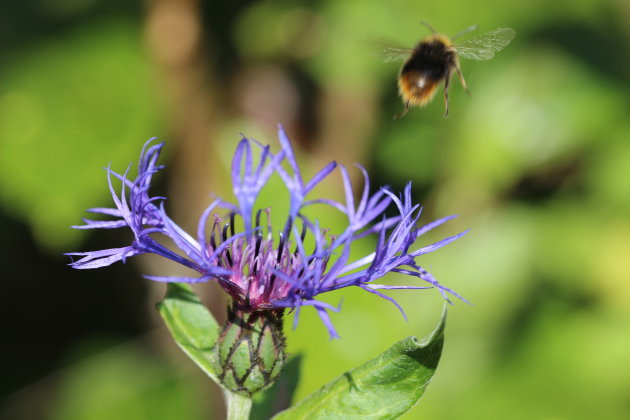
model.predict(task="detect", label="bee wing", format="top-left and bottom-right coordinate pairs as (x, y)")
top-left (376, 46), bottom-right (413, 63)
top-left (453, 27), bottom-right (516, 61)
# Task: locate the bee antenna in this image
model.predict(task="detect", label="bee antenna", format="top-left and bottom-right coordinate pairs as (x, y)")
top-left (420, 20), bottom-right (437, 34)
top-left (452, 24), bottom-right (478, 40)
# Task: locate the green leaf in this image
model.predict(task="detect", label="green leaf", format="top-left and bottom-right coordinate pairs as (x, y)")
top-left (251, 355), bottom-right (303, 420)
top-left (156, 283), bottom-right (221, 383)
top-left (272, 309), bottom-right (447, 420)
top-left (0, 20), bottom-right (166, 250)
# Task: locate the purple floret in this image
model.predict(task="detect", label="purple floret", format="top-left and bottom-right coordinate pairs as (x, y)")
top-left (68, 126), bottom-right (467, 338)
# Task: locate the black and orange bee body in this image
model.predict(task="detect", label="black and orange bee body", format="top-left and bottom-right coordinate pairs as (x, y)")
top-left (382, 23), bottom-right (515, 118)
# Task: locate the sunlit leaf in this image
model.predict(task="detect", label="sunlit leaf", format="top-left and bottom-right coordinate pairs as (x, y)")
top-left (272, 309), bottom-right (446, 420)
top-left (156, 283), bottom-right (220, 383)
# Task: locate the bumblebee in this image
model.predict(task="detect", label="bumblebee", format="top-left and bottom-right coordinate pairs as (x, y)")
top-left (382, 22), bottom-right (515, 118)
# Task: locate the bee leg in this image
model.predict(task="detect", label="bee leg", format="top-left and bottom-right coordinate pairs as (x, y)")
top-left (455, 64), bottom-right (471, 96)
top-left (394, 101), bottom-right (410, 120)
top-left (443, 73), bottom-right (451, 119)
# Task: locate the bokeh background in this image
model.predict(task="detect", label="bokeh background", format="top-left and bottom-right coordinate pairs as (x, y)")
top-left (1, 0), bottom-right (629, 419)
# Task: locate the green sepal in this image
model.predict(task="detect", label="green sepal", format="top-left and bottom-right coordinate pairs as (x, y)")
top-left (213, 305), bottom-right (287, 397)
top-left (272, 308), bottom-right (447, 420)
top-left (251, 355), bottom-right (303, 420)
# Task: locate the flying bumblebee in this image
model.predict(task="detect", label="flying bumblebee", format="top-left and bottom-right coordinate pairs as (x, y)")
top-left (382, 22), bottom-right (515, 118)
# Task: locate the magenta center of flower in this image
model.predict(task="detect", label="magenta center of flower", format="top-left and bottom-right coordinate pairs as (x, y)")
top-left (208, 212), bottom-right (330, 312)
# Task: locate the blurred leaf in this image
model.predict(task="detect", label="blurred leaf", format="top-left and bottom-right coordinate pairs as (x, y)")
top-left (157, 283), bottom-right (221, 383)
top-left (235, 3), bottom-right (325, 60)
top-left (0, 19), bottom-right (165, 250)
top-left (373, 122), bottom-right (439, 186)
top-left (272, 309), bottom-right (446, 420)
top-left (48, 339), bottom-right (206, 420)
top-left (251, 355), bottom-right (303, 420)
top-left (451, 47), bottom-right (624, 194)
top-left (586, 133), bottom-right (630, 210)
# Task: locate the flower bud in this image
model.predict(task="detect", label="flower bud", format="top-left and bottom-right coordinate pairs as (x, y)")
top-left (213, 305), bottom-right (286, 396)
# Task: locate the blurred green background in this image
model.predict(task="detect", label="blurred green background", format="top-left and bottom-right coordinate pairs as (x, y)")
top-left (1, 0), bottom-right (629, 419)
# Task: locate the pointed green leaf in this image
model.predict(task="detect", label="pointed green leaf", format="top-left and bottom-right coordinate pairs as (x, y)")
top-left (272, 309), bottom-right (447, 420)
top-left (156, 283), bottom-right (221, 382)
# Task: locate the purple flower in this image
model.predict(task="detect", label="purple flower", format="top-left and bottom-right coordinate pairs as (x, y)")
top-left (68, 126), bottom-right (467, 338)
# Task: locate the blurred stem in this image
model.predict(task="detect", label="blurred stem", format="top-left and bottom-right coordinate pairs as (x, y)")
top-left (145, 0), bottom-right (223, 229)
top-left (145, 0), bottom-right (228, 416)
top-left (225, 391), bottom-right (252, 420)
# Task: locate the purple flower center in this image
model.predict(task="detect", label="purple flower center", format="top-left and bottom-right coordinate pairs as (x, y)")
top-left (210, 211), bottom-right (330, 311)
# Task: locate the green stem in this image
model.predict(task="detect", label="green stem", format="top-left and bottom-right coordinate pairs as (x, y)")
top-left (225, 391), bottom-right (252, 420)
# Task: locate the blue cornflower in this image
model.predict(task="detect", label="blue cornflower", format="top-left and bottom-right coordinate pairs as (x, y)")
top-left (68, 126), bottom-right (467, 338)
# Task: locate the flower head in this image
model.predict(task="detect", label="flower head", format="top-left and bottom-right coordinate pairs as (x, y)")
top-left (68, 126), bottom-right (467, 338)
